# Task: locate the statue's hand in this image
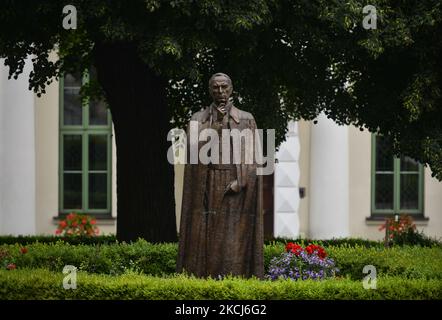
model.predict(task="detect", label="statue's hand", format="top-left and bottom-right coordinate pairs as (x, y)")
top-left (226, 180), bottom-right (241, 194)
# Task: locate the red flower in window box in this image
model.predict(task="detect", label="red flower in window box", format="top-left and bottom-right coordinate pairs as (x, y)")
top-left (380, 214), bottom-right (421, 246)
top-left (55, 212), bottom-right (100, 237)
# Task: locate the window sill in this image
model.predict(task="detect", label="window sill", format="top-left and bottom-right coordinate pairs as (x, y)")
top-left (366, 215), bottom-right (429, 226)
top-left (53, 215), bottom-right (116, 226)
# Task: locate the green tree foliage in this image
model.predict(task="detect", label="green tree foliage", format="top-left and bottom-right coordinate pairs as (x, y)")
top-left (1, 0), bottom-right (441, 240)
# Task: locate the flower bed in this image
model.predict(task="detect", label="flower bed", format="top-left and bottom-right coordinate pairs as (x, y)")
top-left (267, 243), bottom-right (339, 281)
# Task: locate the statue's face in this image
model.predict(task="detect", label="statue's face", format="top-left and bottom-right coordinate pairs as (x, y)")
top-left (210, 76), bottom-right (232, 105)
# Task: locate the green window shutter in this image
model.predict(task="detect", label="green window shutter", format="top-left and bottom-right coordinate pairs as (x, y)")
top-left (59, 71), bottom-right (112, 216)
top-left (371, 134), bottom-right (424, 215)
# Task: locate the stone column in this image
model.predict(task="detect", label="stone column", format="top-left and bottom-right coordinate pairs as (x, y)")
top-left (0, 58), bottom-right (36, 235)
top-left (274, 121), bottom-right (300, 238)
top-left (309, 113), bottom-right (349, 239)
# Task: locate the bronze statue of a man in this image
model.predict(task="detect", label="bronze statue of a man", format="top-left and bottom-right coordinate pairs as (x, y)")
top-left (176, 73), bottom-right (264, 279)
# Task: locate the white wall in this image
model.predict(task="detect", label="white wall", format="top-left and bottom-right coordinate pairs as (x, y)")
top-left (274, 121), bottom-right (301, 238)
top-left (0, 58), bottom-right (36, 235)
top-left (309, 113), bottom-right (349, 239)
top-left (297, 120), bottom-right (311, 238)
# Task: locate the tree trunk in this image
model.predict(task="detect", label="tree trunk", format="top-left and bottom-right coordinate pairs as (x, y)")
top-left (93, 43), bottom-right (177, 243)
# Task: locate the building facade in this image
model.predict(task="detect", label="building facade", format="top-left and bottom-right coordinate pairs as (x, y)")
top-left (1, 59), bottom-right (441, 240)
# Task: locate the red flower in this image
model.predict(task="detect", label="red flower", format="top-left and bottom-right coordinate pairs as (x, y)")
top-left (285, 242), bottom-right (303, 256)
top-left (316, 247), bottom-right (327, 259)
top-left (55, 212), bottom-right (99, 237)
top-left (304, 244), bottom-right (327, 258)
top-left (20, 247), bottom-right (28, 254)
top-left (6, 263), bottom-right (16, 270)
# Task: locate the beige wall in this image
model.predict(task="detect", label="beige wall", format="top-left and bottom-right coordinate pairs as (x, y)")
top-left (35, 67), bottom-right (116, 235)
top-left (34, 70), bottom-right (59, 235)
top-left (423, 169), bottom-right (442, 238)
top-left (348, 126), bottom-right (442, 240)
top-left (174, 164), bottom-right (184, 230)
top-left (348, 126), bottom-right (378, 239)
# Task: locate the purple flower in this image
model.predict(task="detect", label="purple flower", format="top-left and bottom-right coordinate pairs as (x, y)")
top-left (266, 250), bottom-right (339, 281)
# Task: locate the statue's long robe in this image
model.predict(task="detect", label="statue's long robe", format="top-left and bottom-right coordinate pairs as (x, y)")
top-left (176, 103), bottom-right (264, 279)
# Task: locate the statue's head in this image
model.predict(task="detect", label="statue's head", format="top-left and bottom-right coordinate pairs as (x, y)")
top-left (208, 73), bottom-right (233, 106)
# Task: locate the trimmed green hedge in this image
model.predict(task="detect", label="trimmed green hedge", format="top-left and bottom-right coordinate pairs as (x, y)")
top-left (2, 240), bottom-right (442, 280)
top-left (326, 245), bottom-right (442, 280)
top-left (0, 269), bottom-right (440, 300)
top-left (0, 235), bottom-right (118, 246)
top-left (0, 241), bottom-right (177, 276)
top-left (3, 235), bottom-right (439, 247)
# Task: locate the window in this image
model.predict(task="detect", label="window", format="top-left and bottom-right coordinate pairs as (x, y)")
top-left (371, 135), bottom-right (424, 215)
top-left (59, 71), bottom-right (112, 216)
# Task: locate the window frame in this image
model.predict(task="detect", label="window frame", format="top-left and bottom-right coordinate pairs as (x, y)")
top-left (58, 71), bottom-right (112, 216)
top-left (371, 134), bottom-right (424, 216)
